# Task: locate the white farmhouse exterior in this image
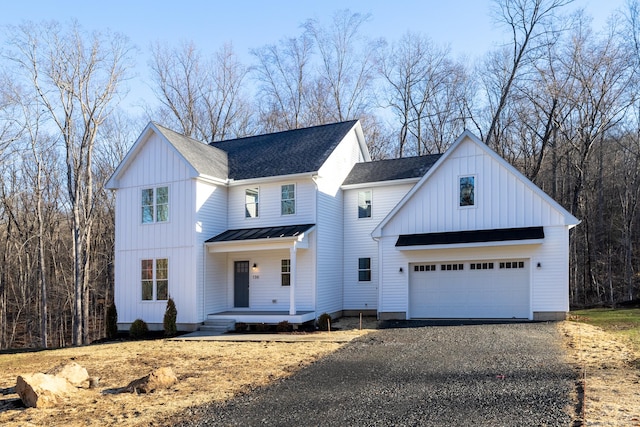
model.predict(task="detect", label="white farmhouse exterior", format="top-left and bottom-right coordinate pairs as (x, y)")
top-left (107, 121), bottom-right (579, 331)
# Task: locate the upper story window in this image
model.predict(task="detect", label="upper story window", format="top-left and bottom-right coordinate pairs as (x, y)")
top-left (142, 186), bottom-right (169, 224)
top-left (141, 258), bottom-right (168, 301)
top-left (281, 184), bottom-right (295, 215)
top-left (459, 176), bottom-right (475, 207)
top-left (358, 190), bottom-right (372, 218)
top-left (245, 188), bottom-right (259, 218)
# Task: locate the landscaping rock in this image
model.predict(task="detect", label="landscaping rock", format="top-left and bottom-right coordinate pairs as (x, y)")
top-left (47, 361), bottom-right (90, 388)
top-left (125, 367), bottom-right (178, 394)
top-left (16, 373), bottom-right (76, 408)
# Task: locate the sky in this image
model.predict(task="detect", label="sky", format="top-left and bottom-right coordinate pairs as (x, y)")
top-left (0, 0), bottom-right (628, 117)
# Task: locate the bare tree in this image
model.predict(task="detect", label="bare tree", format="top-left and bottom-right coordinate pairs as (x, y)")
top-left (5, 20), bottom-right (133, 345)
top-left (486, 0), bottom-right (573, 147)
top-left (149, 41), bottom-right (251, 142)
top-left (251, 33), bottom-right (315, 131)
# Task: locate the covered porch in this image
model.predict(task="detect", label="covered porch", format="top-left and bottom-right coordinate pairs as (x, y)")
top-left (204, 224), bottom-right (317, 319)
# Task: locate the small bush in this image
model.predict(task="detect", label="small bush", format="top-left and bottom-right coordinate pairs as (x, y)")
top-left (235, 322), bottom-right (248, 332)
top-left (317, 313), bottom-right (332, 331)
top-left (163, 298), bottom-right (178, 337)
top-left (105, 303), bottom-right (118, 339)
top-left (276, 320), bottom-right (292, 332)
top-left (129, 319), bottom-right (149, 339)
top-left (254, 323), bottom-right (269, 332)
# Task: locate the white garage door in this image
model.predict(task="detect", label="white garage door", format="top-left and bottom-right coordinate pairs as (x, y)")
top-left (409, 260), bottom-right (529, 319)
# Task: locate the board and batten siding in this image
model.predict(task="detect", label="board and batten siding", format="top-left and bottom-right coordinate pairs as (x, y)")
top-left (315, 128), bottom-right (367, 316)
top-left (382, 138), bottom-right (567, 236)
top-left (114, 132), bottom-right (201, 327)
top-left (342, 183), bottom-right (414, 310)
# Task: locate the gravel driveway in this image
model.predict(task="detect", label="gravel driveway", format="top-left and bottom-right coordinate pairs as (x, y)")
top-left (173, 322), bottom-right (578, 426)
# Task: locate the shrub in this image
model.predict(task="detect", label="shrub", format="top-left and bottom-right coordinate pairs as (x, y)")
top-left (129, 319), bottom-right (149, 339)
top-left (105, 303), bottom-right (118, 339)
top-left (163, 297), bottom-right (178, 337)
top-left (317, 313), bottom-right (332, 331)
top-left (235, 322), bottom-right (248, 332)
top-left (254, 323), bottom-right (269, 332)
top-left (276, 320), bottom-right (292, 332)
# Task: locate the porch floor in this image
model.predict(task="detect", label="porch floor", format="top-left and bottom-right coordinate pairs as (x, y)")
top-left (207, 310), bottom-right (316, 324)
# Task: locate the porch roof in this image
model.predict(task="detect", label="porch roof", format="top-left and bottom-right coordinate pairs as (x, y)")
top-left (396, 226), bottom-right (545, 247)
top-left (205, 224), bottom-right (316, 253)
top-left (206, 224), bottom-right (316, 243)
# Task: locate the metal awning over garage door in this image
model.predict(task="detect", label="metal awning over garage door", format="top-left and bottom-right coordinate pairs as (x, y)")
top-left (409, 260), bottom-right (529, 319)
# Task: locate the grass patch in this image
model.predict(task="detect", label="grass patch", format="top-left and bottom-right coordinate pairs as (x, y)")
top-left (570, 308), bottom-right (640, 351)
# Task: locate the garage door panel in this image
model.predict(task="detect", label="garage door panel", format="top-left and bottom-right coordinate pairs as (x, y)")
top-left (409, 260), bottom-right (529, 319)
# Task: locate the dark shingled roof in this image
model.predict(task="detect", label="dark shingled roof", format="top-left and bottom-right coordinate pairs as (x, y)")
top-left (395, 226), bottom-right (545, 247)
top-left (154, 123), bottom-right (228, 180)
top-left (206, 224), bottom-right (316, 243)
top-left (212, 120), bottom-right (358, 180)
top-left (343, 154), bottom-right (442, 185)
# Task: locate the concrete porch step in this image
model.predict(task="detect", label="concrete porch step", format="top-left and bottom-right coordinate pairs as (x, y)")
top-left (200, 319), bottom-right (236, 332)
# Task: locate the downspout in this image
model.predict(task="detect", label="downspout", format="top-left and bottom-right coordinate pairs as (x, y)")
top-left (373, 235), bottom-right (382, 320)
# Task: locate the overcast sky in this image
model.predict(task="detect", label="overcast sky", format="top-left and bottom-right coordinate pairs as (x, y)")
top-left (0, 0), bottom-right (627, 116)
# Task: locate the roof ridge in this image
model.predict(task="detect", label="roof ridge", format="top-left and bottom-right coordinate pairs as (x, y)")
top-left (209, 120), bottom-right (358, 146)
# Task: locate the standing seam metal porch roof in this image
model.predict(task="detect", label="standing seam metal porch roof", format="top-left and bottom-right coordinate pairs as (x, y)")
top-left (206, 224), bottom-right (316, 243)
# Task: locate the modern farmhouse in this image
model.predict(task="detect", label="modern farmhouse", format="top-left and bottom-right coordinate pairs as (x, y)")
top-left (106, 120), bottom-right (579, 331)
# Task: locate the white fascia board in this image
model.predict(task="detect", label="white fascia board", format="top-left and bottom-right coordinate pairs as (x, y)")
top-left (395, 239), bottom-right (544, 251)
top-left (196, 174), bottom-right (229, 186)
top-left (228, 172), bottom-right (318, 186)
top-left (341, 177), bottom-right (420, 190)
top-left (353, 121), bottom-right (371, 162)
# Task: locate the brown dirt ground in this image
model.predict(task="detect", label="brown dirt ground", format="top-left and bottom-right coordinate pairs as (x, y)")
top-left (0, 317), bottom-right (375, 427)
top-left (559, 321), bottom-right (640, 426)
top-left (0, 318), bottom-right (637, 426)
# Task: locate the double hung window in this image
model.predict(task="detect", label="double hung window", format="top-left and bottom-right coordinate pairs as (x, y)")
top-left (142, 186), bottom-right (169, 223)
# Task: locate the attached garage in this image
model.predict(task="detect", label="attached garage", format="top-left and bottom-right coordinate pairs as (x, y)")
top-left (408, 260), bottom-right (530, 319)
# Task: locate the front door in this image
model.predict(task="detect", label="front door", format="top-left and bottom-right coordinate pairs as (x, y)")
top-left (234, 261), bottom-right (250, 308)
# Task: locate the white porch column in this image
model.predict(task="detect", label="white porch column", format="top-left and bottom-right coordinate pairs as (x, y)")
top-left (289, 243), bottom-right (297, 315)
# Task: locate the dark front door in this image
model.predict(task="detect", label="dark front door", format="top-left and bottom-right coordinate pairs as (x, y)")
top-left (234, 261), bottom-right (250, 308)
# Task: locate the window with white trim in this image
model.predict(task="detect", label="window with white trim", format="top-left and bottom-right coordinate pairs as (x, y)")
top-left (358, 258), bottom-right (371, 281)
top-left (141, 258), bottom-right (168, 301)
top-left (358, 190), bottom-right (372, 218)
top-left (281, 184), bottom-right (295, 215)
top-left (245, 188), bottom-right (259, 218)
top-left (141, 186), bottom-right (169, 223)
top-left (281, 259), bottom-right (291, 286)
top-left (459, 176), bottom-right (475, 207)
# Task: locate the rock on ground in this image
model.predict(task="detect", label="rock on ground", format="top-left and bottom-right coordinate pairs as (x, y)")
top-left (16, 373), bottom-right (76, 408)
top-left (125, 367), bottom-right (178, 394)
top-left (47, 361), bottom-right (90, 387)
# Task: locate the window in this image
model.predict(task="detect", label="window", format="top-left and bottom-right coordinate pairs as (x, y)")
top-left (281, 184), bottom-right (295, 215)
top-left (358, 190), bottom-right (372, 218)
top-left (414, 264), bottom-right (436, 272)
top-left (141, 258), bottom-right (169, 301)
top-left (440, 263), bottom-right (464, 271)
top-left (142, 186), bottom-right (169, 223)
top-left (470, 262), bottom-right (494, 270)
top-left (459, 176), bottom-right (475, 207)
top-left (499, 261), bottom-right (525, 269)
top-left (245, 188), bottom-right (259, 218)
top-left (281, 259), bottom-right (291, 286)
top-left (358, 258), bottom-right (371, 281)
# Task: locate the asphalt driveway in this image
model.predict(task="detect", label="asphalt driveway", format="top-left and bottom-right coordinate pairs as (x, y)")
top-left (172, 322), bottom-right (578, 426)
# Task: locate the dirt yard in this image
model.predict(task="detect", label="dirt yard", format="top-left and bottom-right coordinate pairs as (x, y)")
top-left (0, 318), bottom-right (638, 426)
top-left (559, 321), bottom-right (640, 426)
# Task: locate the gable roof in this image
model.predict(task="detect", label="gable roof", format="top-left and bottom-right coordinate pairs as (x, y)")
top-left (106, 122), bottom-right (228, 188)
top-left (343, 154), bottom-right (442, 186)
top-left (153, 123), bottom-right (228, 181)
top-left (212, 120), bottom-right (360, 180)
top-left (371, 130), bottom-right (580, 238)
